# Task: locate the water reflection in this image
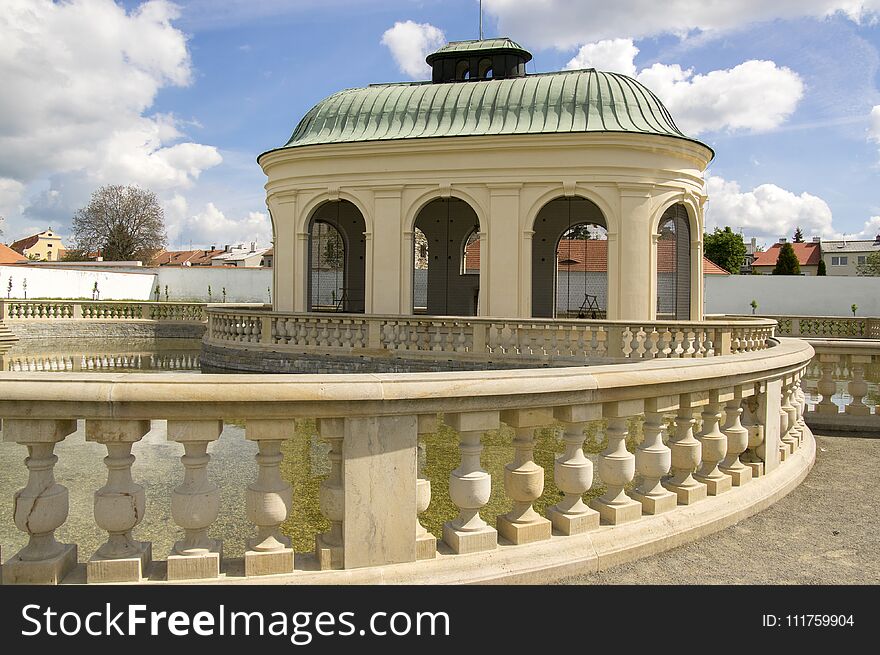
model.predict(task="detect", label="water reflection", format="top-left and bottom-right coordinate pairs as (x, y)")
top-left (0, 338), bottom-right (201, 373)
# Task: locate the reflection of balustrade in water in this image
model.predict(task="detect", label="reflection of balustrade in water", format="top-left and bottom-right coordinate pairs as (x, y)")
top-left (1, 351), bottom-right (200, 372)
top-left (0, 338), bottom-right (814, 584)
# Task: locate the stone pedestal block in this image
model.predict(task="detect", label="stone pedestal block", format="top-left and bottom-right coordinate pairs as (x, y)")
top-left (590, 496), bottom-right (642, 525)
top-left (442, 524), bottom-right (497, 555)
top-left (546, 505), bottom-right (599, 535)
top-left (497, 514), bottom-right (551, 545)
top-left (245, 547), bottom-right (294, 577)
top-left (167, 544), bottom-right (222, 581)
top-left (315, 534), bottom-right (343, 570)
top-left (3, 544), bottom-right (77, 585)
top-left (630, 489), bottom-right (678, 515)
top-left (87, 542), bottom-right (151, 583)
top-left (416, 533), bottom-right (437, 560)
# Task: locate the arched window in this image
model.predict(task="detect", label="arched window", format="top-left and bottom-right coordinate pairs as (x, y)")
top-left (531, 196), bottom-right (608, 318)
top-left (478, 58), bottom-right (493, 79)
top-left (656, 204), bottom-right (691, 320)
top-left (413, 198), bottom-right (480, 315)
top-left (307, 200), bottom-right (367, 313)
top-left (455, 59), bottom-right (470, 81)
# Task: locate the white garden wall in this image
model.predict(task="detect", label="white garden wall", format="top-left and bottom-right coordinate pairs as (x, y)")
top-left (705, 275), bottom-right (880, 316)
top-left (0, 265), bottom-right (155, 300)
top-left (155, 267), bottom-right (272, 303)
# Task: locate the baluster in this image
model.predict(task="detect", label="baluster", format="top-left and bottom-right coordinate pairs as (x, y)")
top-left (779, 379), bottom-right (796, 459)
top-left (719, 387), bottom-right (753, 486)
top-left (86, 419), bottom-right (152, 583)
top-left (590, 401), bottom-right (642, 524)
top-left (548, 405), bottom-right (601, 533)
top-left (166, 420), bottom-right (223, 580)
top-left (816, 354), bottom-right (839, 414)
top-left (315, 418), bottom-right (344, 569)
top-left (846, 355), bottom-right (872, 416)
top-left (416, 415), bottom-right (438, 559)
top-left (3, 419), bottom-right (78, 584)
top-left (632, 397), bottom-right (677, 514)
top-left (695, 390), bottom-right (733, 495)
top-left (784, 378), bottom-right (802, 450)
top-left (663, 393), bottom-right (708, 504)
top-left (244, 419), bottom-right (295, 576)
top-left (795, 373), bottom-right (808, 444)
top-left (497, 410), bottom-right (552, 544)
top-left (443, 411), bottom-right (500, 554)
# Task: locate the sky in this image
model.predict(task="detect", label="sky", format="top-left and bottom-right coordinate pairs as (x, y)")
top-left (1, 0), bottom-right (879, 251)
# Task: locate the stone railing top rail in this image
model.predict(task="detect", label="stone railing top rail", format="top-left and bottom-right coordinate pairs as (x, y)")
top-left (801, 338), bottom-right (880, 352)
top-left (0, 338), bottom-right (811, 420)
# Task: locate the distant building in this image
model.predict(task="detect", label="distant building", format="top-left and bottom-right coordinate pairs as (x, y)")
top-left (819, 235), bottom-right (880, 276)
top-left (150, 247), bottom-right (226, 267)
top-left (260, 248), bottom-right (273, 268)
top-left (0, 243), bottom-right (29, 264)
top-left (9, 228), bottom-right (65, 261)
top-left (751, 238), bottom-right (821, 275)
top-left (741, 237), bottom-right (759, 275)
top-left (210, 243), bottom-right (270, 268)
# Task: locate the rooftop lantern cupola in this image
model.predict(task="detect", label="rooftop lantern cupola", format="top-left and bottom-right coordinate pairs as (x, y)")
top-left (425, 38), bottom-right (532, 83)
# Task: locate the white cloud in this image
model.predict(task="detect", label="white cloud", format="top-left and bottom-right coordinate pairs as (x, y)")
top-left (0, 178), bottom-right (25, 221)
top-left (381, 20), bottom-right (445, 78)
top-left (166, 200), bottom-right (272, 250)
top-left (485, 0), bottom-right (880, 49)
top-left (869, 105), bottom-right (880, 142)
top-left (562, 38), bottom-right (804, 135)
top-left (566, 39), bottom-right (639, 76)
top-left (705, 174), bottom-right (837, 241)
top-left (0, 0), bottom-right (222, 227)
top-left (638, 60), bottom-right (804, 135)
top-left (852, 215), bottom-right (880, 239)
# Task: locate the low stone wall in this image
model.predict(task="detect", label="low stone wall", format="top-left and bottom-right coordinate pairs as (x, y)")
top-left (7, 321), bottom-right (206, 341)
top-left (200, 341), bottom-right (551, 373)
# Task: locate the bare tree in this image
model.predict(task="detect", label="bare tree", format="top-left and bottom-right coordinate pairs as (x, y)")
top-left (71, 185), bottom-right (166, 261)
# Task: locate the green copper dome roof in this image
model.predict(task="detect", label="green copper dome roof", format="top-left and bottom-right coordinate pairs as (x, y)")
top-left (425, 38), bottom-right (531, 64)
top-left (277, 69), bottom-right (707, 152)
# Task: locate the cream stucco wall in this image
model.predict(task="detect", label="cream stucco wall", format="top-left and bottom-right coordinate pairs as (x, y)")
top-left (260, 133), bottom-right (712, 321)
top-left (21, 230), bottom-right (64, 261)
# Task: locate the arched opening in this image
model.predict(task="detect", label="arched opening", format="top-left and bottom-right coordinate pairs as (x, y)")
top-left (532, 196), bottom-right (608, 318)
top-left (413, 198), bottom-right (480, 316)
top-left (656, 203), bottom-right (691, 320)
top-left (456, 59), bottom-right (470, 81)
top-left (478, 58), bottom-right (493, 79)
top-left (307, 200), bottom-right (366, 313)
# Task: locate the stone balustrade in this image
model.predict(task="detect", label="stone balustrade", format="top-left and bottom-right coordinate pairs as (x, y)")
top-left (1, 351), bottom-right (200, 372)
top-left (0, 337), bottom-right (814, 584)
top-left (800, 339), bottom-right (880, 433)
top-left (756, 315), bottom-right (880, 340)
top-left (0, 300), bottom-right (210, 322)
top-left (205, 310), bottom-right (777, 369)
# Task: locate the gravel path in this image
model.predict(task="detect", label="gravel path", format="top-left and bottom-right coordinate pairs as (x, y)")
top-left (560, 434), bottom-right (880, 585)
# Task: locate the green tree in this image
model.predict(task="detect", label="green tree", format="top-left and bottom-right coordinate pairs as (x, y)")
top-left (793, 227), bottom-right (804, 243)
top-left (703, 226), bottom-right (747, 274)
top-left (71, 185), bottom-right (166, 262)
top-left (773, 242), bottom-right (800, 275)
top-left (817, 259), bottom-right (827, 276)
top-left (856, 251), bottom-right (880, 276)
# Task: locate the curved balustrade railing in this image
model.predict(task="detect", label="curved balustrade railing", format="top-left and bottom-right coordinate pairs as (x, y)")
top-left (1, 351), bottom-right (200, 372)
top-left (206, 310), bottom-right (777, 364)
top-left (0, 338), bottom-right (814, 584)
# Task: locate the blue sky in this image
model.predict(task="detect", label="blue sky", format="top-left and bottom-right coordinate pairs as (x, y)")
top-left (1, 1), bottom-right (879, 250)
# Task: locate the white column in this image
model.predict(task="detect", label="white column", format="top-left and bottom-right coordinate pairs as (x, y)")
top-left (373, 187), bottom-right (404, 314)
top-left (719, 387), bottom-right (753, 486)
top-left (443, 411), bottom-right (500, 554)
top-left (498, 409), bottom-right (553, 544)
top-left (663, 393), bottom-right (708, 504)
top-left (695, 389), bottom-right (733, 495)
top-left (244, 419), bottom-right (294, 576)
top-left (591, 400), bottom-right (643, 524)
top-left (86, 419), bottom-right (152, 583)
top-left (486, 185), bottom-right (522, 317)
top-left (166, 420), bottom-right (223, 580)
top-left (3, 419), bottom-right (78, 584)
top-left (547, 404), bottom-right (601, 534)
top-left (632, 396), bottom-right (677, 514)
